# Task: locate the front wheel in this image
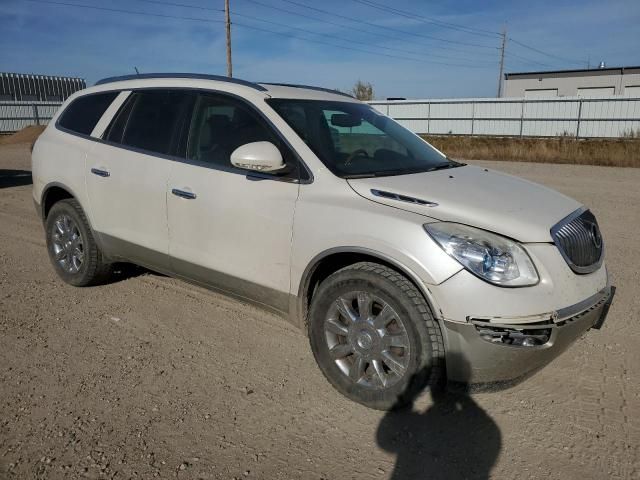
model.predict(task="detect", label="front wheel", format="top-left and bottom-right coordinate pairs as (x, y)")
top-left (308, 262), bottom-right (444, 410)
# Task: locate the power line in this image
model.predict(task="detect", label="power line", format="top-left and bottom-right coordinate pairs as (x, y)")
top-left (232, 21), bottom-right (494, 68)
top-left (508, 37), bottom-right (586, 66)
top-left (230, 10), bottom-right (495, 66)
top-left (138, 0), bottom-right (216, 12)
top-left (504, 52), bottom-right (556, 69)
top-left (237, 0), bottom-right (499, 58)
top-left (25, 0), bottom-right (221, 23)
top-left (278, 0), bottom-right (499, 50)
top-left (25, 0), bottom-right (495, 69)
top-left (348, 0), bottom-right (501, 38)
top-left (133, 0), bottom-right (498, 63)
top-left (139, 0), bottom-right (500, 58)
top-left (137, 0), bottom-right (215, 11)
top-left (349, 0), bottom-right (586, 67)
top-left (136, 0), bottom-right (496, 64)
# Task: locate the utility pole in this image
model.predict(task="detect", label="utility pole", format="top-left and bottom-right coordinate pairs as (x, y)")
top-left (225, 0), bottom-right (232, 78)
top-left (497, 25), bottom-right (507, 97)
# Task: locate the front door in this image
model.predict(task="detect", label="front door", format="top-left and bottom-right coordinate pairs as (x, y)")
top-left (167, 92), bottom-right (301, 312)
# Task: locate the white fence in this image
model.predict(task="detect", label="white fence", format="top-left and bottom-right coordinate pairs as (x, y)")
top-left (0, 101), bottom-right (62, 134)
top-left (3, 97), bottom-right (640, 139)
top-left (369, 96), bottom-right (640, 138)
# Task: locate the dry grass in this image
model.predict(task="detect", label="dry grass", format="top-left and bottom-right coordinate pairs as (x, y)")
top-left (0, 125), bottom-right (46, 145)
top-left (422, 135), bottom-right (640, 168)
top-left (2, 126), bottom-right (638, 168)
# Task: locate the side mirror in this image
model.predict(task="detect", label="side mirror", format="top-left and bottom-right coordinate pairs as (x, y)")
top-left (230, 141), bottom-right (285, 173)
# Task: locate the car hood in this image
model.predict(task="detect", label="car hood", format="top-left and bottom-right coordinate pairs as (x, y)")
top-left (347, 165), bottom-right (582, 243)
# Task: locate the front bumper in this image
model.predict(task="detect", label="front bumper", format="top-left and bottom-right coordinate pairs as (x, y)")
top-left (442, 285), bottom-right (615, 390)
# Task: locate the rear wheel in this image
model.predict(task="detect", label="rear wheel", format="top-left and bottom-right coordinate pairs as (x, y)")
top-left (308, 262), bottom-right (444, 410)
top-left (45, 199), bottom-right (111, 286)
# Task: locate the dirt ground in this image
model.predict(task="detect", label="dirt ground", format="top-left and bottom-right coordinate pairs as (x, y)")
top-left (1, 142), bottom-right (638, 479)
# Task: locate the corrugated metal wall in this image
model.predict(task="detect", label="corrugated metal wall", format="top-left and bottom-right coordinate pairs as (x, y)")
top-left (369, 96), bottom-right (640, 138)
top-left (0, 73), bottom-right (85, 102)
top-left (0, 102), bottom-right (62, 133)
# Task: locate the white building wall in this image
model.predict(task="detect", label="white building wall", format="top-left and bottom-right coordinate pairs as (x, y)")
top-left (503, 67), bottom-right (640, 98)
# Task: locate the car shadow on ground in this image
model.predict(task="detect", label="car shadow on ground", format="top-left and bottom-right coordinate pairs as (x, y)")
top-left (0, 169), bottom-right (32, 188)
top-left (376, 354), bottom-right (501, 480)
top-left (108, 263), bottom-right (154, 283)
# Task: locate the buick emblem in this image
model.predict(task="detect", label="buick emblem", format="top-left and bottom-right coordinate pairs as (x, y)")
top-left (590, 222), bottom-right (602, 248)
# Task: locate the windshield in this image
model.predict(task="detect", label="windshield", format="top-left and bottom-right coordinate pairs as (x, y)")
top-left (267, 99), bottom-right (459, 178)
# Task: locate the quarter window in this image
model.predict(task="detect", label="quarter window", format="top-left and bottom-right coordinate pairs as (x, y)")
top-left (58, 92), bottom-right (118, 136)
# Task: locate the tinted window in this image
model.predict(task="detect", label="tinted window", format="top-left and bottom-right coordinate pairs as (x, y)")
top-left (187, 94), bottom-right (276, 168)
top-left (119, 90), bottom-right (193, 156)
top-left (58, 92), bottom-right (118, 135)
top-left (104, 94), bottom-right (136, 144)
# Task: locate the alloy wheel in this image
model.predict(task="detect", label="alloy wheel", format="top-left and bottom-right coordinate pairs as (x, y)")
top-left (324, 291), bottom-right (411, 389)
top-left (51, 214), bottom-right (84, 274)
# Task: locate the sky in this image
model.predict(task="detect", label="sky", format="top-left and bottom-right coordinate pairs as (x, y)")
top-left (1, 0), bottom-right (639, 99)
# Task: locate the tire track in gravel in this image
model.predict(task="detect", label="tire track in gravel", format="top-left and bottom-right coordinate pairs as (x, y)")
top-left (2, 144), bottom-right (639, 479)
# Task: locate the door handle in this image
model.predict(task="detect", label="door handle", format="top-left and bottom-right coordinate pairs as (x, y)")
top-left (171, 188), bottom-right (197, 200)
top-left (91, 167), bottom-right (110, 178)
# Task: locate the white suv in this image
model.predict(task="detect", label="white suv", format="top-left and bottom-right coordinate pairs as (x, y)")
top-left (32, 73), bottom-right (614, 409)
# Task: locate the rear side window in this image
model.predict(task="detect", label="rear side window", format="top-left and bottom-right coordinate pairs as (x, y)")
top-left (105, 95), bottom-right (135, 144)
top-left (108, 90), bottom-right (194, 156)
top-left (57, 92), bottom-right (118, 136)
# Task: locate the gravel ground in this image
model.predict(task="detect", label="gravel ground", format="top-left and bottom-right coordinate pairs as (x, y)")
top-left (1, 143), bottom-right (638, 479)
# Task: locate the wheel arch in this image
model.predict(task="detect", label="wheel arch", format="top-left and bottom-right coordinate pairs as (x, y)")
top-left (41, 182), bottom-right (79, 220)
top-left (294, 247), bottom-right (443, 331)
top-left (40, 182), bottom-right (106, 254)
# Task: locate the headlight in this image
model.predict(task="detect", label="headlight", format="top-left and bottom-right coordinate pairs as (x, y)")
top-left (424, 223), bottom-right (539, 287)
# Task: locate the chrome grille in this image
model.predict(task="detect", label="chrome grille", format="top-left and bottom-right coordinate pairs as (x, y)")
top-left (551, 209), bottom-right (604, 274)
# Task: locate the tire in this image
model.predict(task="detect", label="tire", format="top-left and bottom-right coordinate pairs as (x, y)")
top-left (308, 262), bottom-right (444, 410)
top-left (45, 199), bottom-right (111, 286)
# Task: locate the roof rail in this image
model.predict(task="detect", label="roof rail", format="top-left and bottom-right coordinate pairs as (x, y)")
top-left (259, 82), bottom-right (354, 99)
top-left (95, 73), bottom-right (268, 91)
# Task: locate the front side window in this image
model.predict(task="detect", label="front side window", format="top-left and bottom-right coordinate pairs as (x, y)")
top-left (268, 99), bottom-right (457, 178)
top-left (186, 94), bottom-right (276, 168)
top-left (58, 92), bottom-right (118, 136)
top-left (109, 90), bottom-right (194, 156)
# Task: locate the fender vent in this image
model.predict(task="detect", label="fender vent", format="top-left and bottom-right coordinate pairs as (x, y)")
top-left (371, 189), bottom-right (438, 207)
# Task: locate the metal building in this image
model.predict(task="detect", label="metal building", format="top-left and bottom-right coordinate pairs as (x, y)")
top-left (0, 72), bottom-right (86, 102)
top-left (503, 66), bottom-right (640, 98)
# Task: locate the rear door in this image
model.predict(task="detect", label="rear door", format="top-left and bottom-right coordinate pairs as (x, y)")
top-left (86, 89), bottom-right (194, 270)
top-left (166, 92), bottom-right (302, 312)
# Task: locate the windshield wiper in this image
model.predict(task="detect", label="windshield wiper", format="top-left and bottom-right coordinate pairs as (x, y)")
top-left (343, 161), bottom-right (465, 179)
top-left (428, 162), bottom-right (462, 171)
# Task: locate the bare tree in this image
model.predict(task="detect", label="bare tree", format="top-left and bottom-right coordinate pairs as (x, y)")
top-left (352, 80), bottom-right (374, 101)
